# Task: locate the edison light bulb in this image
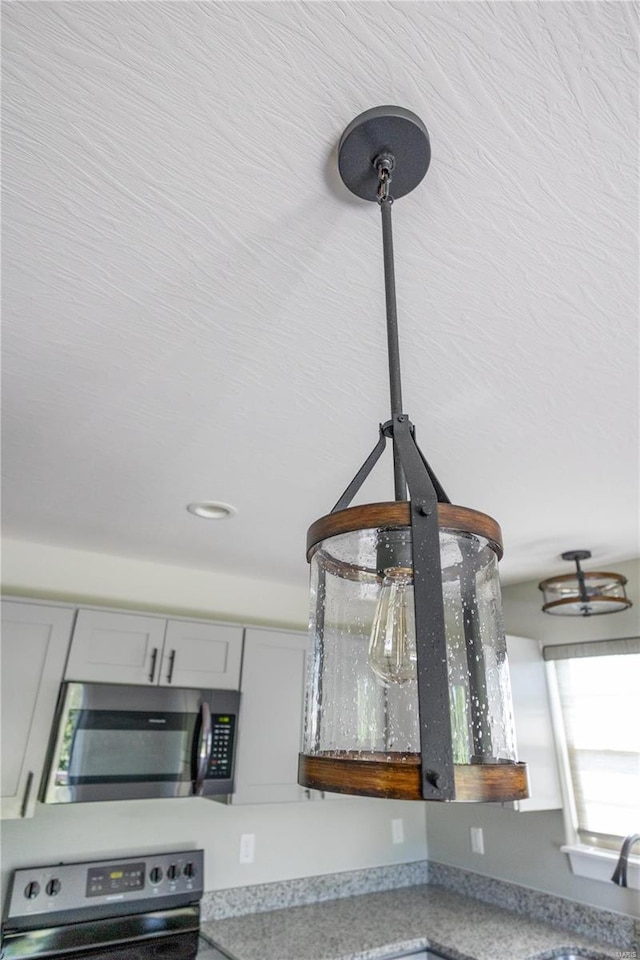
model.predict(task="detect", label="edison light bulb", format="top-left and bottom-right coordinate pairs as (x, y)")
top-left (368, 567), bottom-right (417, 685)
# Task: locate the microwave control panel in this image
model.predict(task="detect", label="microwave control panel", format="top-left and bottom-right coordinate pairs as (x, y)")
top-left (206, 714), bottom-right (236, 779)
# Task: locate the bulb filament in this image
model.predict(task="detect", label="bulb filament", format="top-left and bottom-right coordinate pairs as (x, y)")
top-left (368, 566), bottom-right (417, 685)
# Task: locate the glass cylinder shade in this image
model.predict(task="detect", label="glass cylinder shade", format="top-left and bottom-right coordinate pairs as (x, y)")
top-left (539, 572), bottom-right (631, 616)
top-left (299, 503), bottom-right (529, 803)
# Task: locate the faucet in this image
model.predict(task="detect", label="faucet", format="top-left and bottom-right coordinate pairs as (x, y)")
top-left (611, 833), bottom-right (640, 887)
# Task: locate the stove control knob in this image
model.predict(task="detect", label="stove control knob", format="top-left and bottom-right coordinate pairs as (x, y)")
top-left (183, 862), bottom-right (196, 878)
top-left (46, 879), bottom-right (61, 897)
top-left (24, 881), bottom-right (40, 899)
top-left (149, 867), bottom-right (163, 885)
top-left (166, 865), bottom-right (177, 881)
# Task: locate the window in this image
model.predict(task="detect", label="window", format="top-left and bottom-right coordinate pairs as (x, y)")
top-left (544, 637), bottom-right (640, 885)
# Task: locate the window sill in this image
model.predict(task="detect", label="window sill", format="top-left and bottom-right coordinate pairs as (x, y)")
top-left (561, 844), bottom-right (640, 890)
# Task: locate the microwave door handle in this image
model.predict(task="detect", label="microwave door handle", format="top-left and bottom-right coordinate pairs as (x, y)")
top-left (193, 702), bottom-right (212, 796)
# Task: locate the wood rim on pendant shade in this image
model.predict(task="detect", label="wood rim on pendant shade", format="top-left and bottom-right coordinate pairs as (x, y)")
top-left (541, 595), bottom-right (632, 615)
top-left (306, 502), bottom-right (503, 562)
top-left (298, 753), bottom-right (529, 803)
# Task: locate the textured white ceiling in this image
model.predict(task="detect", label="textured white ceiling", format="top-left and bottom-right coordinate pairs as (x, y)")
top-left (2, 2), bottom-right (639, 592)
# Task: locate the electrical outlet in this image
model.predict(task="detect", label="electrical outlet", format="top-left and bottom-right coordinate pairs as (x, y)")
top-left (470, 826), bottom-right (484, 855)
top-left (239, 833), bottom-right (255, 864)
top-left (391, 818), bottom-right (404, 844)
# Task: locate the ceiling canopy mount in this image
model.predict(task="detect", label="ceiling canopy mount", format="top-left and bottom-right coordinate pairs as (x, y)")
top-left (337, 105), bottom-right (431, 201)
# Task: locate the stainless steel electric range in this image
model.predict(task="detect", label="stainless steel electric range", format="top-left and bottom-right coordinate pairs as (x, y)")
top-left (1, 849), bottom-right (204, 959)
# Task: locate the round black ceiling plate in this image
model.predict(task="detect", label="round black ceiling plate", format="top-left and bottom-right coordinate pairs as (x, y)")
top-left (338, 106), bottom-right (431, 201)
top-left (561, 550), bottom-right (592, 562)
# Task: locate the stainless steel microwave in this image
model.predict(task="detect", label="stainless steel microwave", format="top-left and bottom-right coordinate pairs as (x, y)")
top-left (40, 682), bottom-right (240, 804)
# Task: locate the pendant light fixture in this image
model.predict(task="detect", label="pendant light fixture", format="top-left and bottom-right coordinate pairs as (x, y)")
top-left (298, 107), bottom-right (529, 803)
top-left (539, 550), bottom-right (632, 617)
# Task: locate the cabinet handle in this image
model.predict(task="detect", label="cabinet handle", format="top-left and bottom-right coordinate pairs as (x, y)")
top-left (148, 647), bottom-right (158, 683)
top-left (21, 771), bottom-right (34, 818)
top-left (166, 649), bottom-right (176, 684)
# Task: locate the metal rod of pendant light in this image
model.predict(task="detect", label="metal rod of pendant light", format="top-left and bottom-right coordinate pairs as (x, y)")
top-left (574, 555), bottom-right (590, 607)
top-left (375, 154), bottom-right (454, 799)
top-left (376, 156), bottom-right (407, 502)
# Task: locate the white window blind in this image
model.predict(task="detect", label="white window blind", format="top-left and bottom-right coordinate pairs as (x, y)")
top-left (544, 637), bottom-right (640, 850)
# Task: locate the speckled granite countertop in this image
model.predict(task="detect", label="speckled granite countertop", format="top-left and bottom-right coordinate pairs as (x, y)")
top-left (200, 883), bottom-right (622, 960)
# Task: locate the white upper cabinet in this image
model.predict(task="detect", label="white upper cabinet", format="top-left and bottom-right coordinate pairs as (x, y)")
top-left (65, 609), bottom-right (242, 689)
top-left (65, 610), bottom-right (167, 685)
top-left (159, 620), bottom-right (242, 690)
top-left (232, 628), bottom-right (310, 804)
top-left (506, 634), bottom-right (563, 812)
top-left (1, 600), bottom-right (75, 819)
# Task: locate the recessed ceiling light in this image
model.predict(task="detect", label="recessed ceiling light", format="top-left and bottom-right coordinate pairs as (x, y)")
top-left (186, 501), bottom-right (237, 520)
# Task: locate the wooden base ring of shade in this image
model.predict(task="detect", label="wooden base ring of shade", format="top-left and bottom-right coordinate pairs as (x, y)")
top-left (299, 752), bottom-right (529, 803)
top-left (541, 595), bottom-right (631, 615)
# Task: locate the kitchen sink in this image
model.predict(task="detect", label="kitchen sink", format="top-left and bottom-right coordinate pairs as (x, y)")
top-left (197, 936), bottom-right (235, 959)
top-left (197, 942), bottom-right (610, 960)
top-left (390, 948), bottom-right (615, 960)
top-left (417, 952), bottom-right (454, 959)
top-left (387, 948), bottom-right (456, 959)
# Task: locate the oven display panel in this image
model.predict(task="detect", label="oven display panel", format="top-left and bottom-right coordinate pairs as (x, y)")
top-left (86, 861), bottom-right (145, 897)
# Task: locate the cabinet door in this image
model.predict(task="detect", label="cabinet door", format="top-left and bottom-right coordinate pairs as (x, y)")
top-left (160, 620), bottom-right (242, 690)
top-left (232, 629), bottom-right (309, 804)
top-left (65, 609), bottom-right (166, 685)
top-left (1, 601), bottom-right (75, 818)
top-left (506, 634), bottom-right (563, 811)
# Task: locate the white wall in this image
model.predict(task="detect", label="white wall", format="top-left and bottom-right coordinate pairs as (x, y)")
top-left (0, 538), bottom-right (428, 897)
top-left (425, 558), bottom-right (640, 918)
top-left (1, 537), bottom-right (310, 628)
top-left (1, 795), bottom-right (428, 897)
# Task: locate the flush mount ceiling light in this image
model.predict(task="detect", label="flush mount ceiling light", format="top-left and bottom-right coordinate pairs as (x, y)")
top-left (298, 106), bottom-right (529, 804)
top-left (186, 501), bottom-right (237, 520)
top-left (539, 550), bottom-right (632, 617)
